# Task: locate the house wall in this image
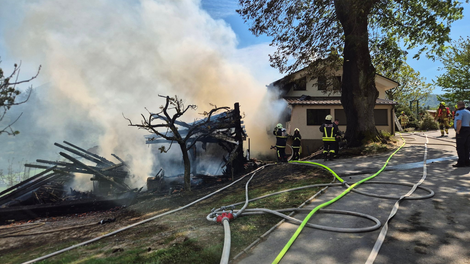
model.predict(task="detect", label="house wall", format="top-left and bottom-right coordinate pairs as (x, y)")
top-left (285, 104), bottom-right (394, 157)
top-left (285, 72), bottom-right (391, 100)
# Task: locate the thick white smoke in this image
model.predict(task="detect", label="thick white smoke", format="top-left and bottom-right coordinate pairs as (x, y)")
top-left (0, 0), bottom-right (285, 188)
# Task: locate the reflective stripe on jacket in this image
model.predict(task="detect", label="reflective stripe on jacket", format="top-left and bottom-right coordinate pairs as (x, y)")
top-left (322, 127), bottom-right (336, 141)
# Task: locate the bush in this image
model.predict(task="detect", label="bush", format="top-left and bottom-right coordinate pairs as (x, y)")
top-left (379, 130), bottom-right (392, 140)
top-left (407, 119), bottom-right (420, 129)
top-left (419, 112), bottom-right (439, 131)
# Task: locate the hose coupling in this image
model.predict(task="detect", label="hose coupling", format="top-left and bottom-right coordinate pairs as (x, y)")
top-left (216, 212), bottom-right (234, 223)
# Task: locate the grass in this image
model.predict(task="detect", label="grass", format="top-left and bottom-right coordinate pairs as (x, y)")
top-left (2, 166), bottom-right (331, 264)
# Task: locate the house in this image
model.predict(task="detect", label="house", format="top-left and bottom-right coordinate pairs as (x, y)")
top-left (270, 68), bottom-right (399, 156)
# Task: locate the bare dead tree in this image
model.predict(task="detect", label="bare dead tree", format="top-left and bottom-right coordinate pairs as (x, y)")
top-left (125, 95), bottom-right (229, 191)
top-left (0, 59), bottom-right (41, 136)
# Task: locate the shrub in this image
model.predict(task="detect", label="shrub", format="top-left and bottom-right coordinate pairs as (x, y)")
top-left (379, 130), bottom-right (392, 140)
top-left (419, 112), bottom-right (439, 131)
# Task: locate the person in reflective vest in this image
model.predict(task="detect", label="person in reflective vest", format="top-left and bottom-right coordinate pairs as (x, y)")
top-left (291, 128), bottom-right (301, 160)
top-left (399, 111), bottom-right (409, 130)
top-left (273, 123), bottom-right (288, 162)
top-left (320, 115), bottom-right (339, 161)
top-left (435, 102), bottom-right (451, 137)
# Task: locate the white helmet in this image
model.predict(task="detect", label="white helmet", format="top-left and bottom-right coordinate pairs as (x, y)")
top-left (276, 123), bottom-right (283, 129)
top-left (325, 115), bottom-right (333, 121)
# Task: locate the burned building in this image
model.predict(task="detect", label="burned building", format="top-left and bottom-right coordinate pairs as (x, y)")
top-left (144, 102), bottom-right (248, 182)
top-left (0, 141), bottom-right (137, 224)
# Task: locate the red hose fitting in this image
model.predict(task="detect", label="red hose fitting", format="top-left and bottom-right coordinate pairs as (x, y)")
top-left (216, 212), bottom-right (234, 223)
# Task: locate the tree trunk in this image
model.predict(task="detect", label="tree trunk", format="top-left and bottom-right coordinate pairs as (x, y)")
top-left (179, 143), bottom-right (192, 191)
top-left (335, 0), bottom-right (379, 147)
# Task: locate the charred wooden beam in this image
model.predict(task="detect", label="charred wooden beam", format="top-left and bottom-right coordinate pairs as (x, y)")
top-left (59, 152), bottom-right (130, 191)
top-left (54, 142), bottom-right (114, 167)
top-left (0, 171), bottom-right (66, 207)
top-left (36, 159), bottom-right (74, 167)
top-left (111, 154), bottom-right (126, 165)
top-left (24, 164), bottom-right (53, 170)
top-left (26, 161), bottom-right (127, 179)
top-left (0, 166), bottom-right (58, 198)
top-left (63, 141), bottom-right (113, 165)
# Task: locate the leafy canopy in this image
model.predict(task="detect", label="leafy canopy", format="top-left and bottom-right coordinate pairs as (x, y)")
top-left (435, 37), bottom-right (470, 104)
top-left (237, 0), bottom-right (467, 74)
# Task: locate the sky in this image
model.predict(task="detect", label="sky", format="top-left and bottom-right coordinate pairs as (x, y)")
top-left (201, 0), bottom-right (470, 94)
top-left (0, 0), bottom-right (285, 187)
top-left (0, 0), bottom-right (469, 186)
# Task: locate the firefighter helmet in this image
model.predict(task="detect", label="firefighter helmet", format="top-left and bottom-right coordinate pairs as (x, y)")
top-left (401, 111), bottom-right (404, 114)
top-left (440, 102), bottom-right (446, 106)
top-left (294, 128), bottom-right (300, 132)
top-left (276, 123), bottom-right (283, 129)
top-left (325, 115), bottom-right (333, 121)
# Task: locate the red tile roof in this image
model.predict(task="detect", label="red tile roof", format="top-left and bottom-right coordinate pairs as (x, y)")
top-left (284, 97), bottom-right (398, 105)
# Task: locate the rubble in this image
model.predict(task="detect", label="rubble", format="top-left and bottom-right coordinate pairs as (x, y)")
top-left (0, 141), bottom-right (137, 224)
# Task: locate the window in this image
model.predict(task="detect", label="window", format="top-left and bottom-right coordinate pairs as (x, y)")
top-left (290, 77), bottom-right (306, 91)
top-left (334, 109), bottom-right (347, 125)
top-left (374, 109), bottom-right (388, 126)
top-left (307, 109), bottom-right (330, 126)
top-left (317, 76), bottom-right (341, 91)
top-left (332, 76), bottom-right (341, 90)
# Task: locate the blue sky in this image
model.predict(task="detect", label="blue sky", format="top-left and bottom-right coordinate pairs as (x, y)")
top-left (201, 0), bottom-right (470, 94)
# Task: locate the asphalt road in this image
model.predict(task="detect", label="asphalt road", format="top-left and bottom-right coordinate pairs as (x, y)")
top-left (236, 130), bottom-right (470, 264)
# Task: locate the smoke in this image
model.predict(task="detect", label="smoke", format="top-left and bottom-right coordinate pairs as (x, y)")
top-left (0, 0), bottom-right (285, 188)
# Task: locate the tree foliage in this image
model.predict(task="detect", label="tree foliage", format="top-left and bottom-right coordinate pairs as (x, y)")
top-left (376, 61), bottom-right (433, 108)
top-left (0, 59), bottom-right (41, 136)
top-left (435, 37), bottom-right (470, 104)
top-left (238, 0), bottom-right (465, 147)
top-left (126, 95), bottom-right (229, 191)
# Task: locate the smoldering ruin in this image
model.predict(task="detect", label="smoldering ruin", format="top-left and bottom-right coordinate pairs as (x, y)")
top-left (0, 103), bottom-right (249, 224)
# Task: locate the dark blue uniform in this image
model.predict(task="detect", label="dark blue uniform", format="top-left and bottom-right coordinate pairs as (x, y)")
top-left (291, 130), bottom-right (301, 160)
top-left (320, 120), bottom-right (339, 161)
top-left (273, 128), bottom-right (288, 162)
top-left (453, 107), bottom-right (470, 167)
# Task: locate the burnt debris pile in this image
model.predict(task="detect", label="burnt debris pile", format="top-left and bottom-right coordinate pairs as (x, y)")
top-left (146, 102), bottom-right (248, 179)
top-left (0, 141), bottom-right (137, 224)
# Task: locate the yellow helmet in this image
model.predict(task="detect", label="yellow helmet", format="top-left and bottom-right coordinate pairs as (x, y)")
top-left (276, 123), bottom-right (283, 129)
top-left (440, 102), bottom-right (446, 106)
top-left (325, 115), bottom-right (333, 121)
top-left (401, 111), bottom-right (404, 114)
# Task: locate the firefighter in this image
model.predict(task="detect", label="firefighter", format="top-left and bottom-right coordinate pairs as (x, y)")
top-left (333, 119), bottom-right (343, 157)
top-left (399, 111), bottom-right (409, 130)
top-left (291, 128), bottom-right (301, 160)
top-left (273, 123), bottom-right (288, 162)
top-left (435, 102), bottom-right (452, 137)
top-left (319, 115), bottom-right (339, 161)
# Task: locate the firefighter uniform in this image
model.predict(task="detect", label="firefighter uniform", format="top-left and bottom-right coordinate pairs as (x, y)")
top-left (291, 128), bottom-right (301, 161)
top-left (320, 115), bottom-right (339, 161)
top-left (435, 102), bottom-right (451, 136)
top-left (273, 124), bottom-right (288, 162)
top-left (399, 111), bottom-right (409, 129)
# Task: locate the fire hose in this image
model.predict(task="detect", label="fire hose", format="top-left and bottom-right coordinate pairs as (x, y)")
top-left (22, 164), bottom-right (275, 264)
top-left (208, 133), bottom-right (436, 264)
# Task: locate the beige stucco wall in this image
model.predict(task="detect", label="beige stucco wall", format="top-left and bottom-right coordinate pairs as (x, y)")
top-left (285, 104), bottom-right (394, 157)
top-left (283, 72), bottom-right (394, 100)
